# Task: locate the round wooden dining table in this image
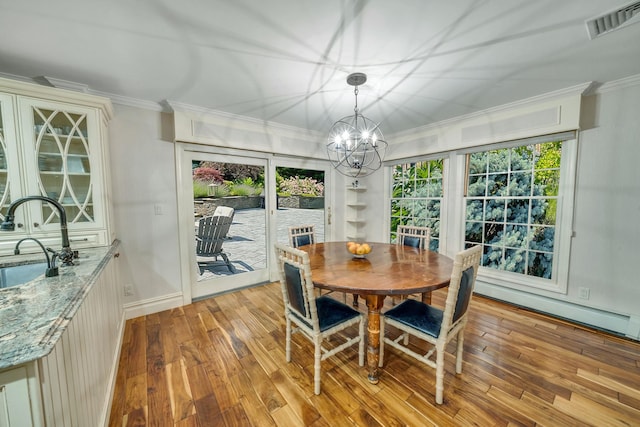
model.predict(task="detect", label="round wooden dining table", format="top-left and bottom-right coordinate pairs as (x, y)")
top-left (298, 241), bottom-right (454, 384)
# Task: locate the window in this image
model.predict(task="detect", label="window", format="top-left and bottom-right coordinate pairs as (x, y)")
top-left (390, 159), bottom-right (444, 251)
top-left (464, 140), bottom-right (565, 282)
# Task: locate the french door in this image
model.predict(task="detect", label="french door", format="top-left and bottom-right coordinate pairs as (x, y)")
top-left (273, 161), bottom-right (330, 242)
top-left (177, 147), bottom-right (268, 299)
top-left (177, 143), bottom-right (332, 301)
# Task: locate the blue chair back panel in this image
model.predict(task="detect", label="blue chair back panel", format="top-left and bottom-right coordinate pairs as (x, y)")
top-left (403, 236), bottom-right (421, 248)
top-left (453, 266), bottom-right (475, 323)
top-left (284, 263), bottom-right (307, 316)
top-left (293, 234), bottom-right (312, 248)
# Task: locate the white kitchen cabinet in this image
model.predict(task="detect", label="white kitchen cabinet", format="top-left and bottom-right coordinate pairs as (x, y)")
top-left (345, 184), bottom-right (367, 241)
top-left (0, 77), bottom-right (113, 255)
top-left (0, 245), bottom-right (122, 427)
top-left (0, 365), bottom-right (43, 427)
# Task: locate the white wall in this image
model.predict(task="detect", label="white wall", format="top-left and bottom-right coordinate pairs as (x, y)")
top-left (475, 78), bottom-right (640, 338)
top-left (569, 78), bottom-right (640, 325)
top-left (108, 105), bottom-right (183, 317)
top-left (107, 77), bottom-right (640, 338)
top-left (362, 76), bottom-right (640, 338)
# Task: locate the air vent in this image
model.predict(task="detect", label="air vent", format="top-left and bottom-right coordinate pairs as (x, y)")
top-left (586, 1), bottom-right (640, 39)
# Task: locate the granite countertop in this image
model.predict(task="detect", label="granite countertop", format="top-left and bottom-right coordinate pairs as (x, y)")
top-left (0, 240), bottom-right (120, 369)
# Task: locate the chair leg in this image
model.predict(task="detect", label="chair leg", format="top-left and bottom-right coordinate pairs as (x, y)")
top-left (352, 294), bottom-right (359, 307)
top-left (314, 337), bottom-right (322, 395)
top-left (456, 330), bottom-right (465, 374)
top-left (220, 252), bottom-right (235, 273)
top-left (435, 344), bottom-right (445, 404)
top-left (285, 318), bottom-right (292, 362)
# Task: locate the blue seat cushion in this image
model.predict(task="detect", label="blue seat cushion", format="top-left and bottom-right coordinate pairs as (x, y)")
top-left (315, 296), bottom-right (361, 332)
top-left (384, 298), bottom-right (443, 338)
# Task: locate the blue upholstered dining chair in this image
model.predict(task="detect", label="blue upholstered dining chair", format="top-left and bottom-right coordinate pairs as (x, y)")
top-left (288, 224), bottom-right (315, 248)
top-left (396, 224), bottom-right (430, 250)
top-left (274, 243), bottom-right (365, 395)
top-left (288, 224), bottom-right (346, 302)
top-left (379, 245), bottom-right (482, 404)
top-left (392, 224), bottom-right (432, 304)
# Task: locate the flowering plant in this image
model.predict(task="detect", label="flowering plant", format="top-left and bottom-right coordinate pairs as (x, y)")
top-left (278, 176), bottom-right (324, 197)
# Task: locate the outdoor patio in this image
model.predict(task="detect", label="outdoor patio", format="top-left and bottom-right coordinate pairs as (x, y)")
top-left (196, 207), bottom-right (325, 279)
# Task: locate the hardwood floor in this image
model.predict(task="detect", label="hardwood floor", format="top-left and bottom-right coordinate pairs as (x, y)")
top-left (108, 283), bottom-right (640, 426)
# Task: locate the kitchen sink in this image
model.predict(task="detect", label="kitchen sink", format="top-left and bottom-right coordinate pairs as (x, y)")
top-left (0, 261), bottom-right (48, 289)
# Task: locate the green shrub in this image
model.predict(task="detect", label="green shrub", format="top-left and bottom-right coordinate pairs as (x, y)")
top-left (210, 184), bottom-right (230, 197)
top-left (193, 181), bottom-right (209, 198)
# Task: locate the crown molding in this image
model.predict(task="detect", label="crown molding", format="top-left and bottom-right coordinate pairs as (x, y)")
top-left (389, 82), bottom-right (592, 139)
top-left (0, 72), bottom-right (35, 83)
top-left (92, 91), bottom-right (164, 112)
top-left (165, 100), bottom-right (322, 137)
top-left (594, 73), bottom-right (640, 94)
top-left (33, 76), bottom-right (89, 93)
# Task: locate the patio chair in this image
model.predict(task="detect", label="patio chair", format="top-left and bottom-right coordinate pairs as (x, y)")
top-left (195, 207), bottom-right (235, 273)
top-left (379, 245), bottom-right (482, 404)
top-left (274, 243), bottom-right (365, 395)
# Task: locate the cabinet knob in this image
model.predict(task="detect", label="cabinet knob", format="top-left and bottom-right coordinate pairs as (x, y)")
top-left (33, 222), bottom-right (40, 228)
top-left (16, 223), bottom-right (23, 228)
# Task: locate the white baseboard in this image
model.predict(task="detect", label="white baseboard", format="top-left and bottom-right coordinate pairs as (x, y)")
top-left (625, 316), bottom-right (640, 340)
top-left (123, 292), bottom-right (184, 319)
top-left (474, 281), bottom-right (633, 338)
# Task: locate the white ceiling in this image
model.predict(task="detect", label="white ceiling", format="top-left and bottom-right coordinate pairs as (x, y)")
top-left (1, 0), bottom-right (640, 135)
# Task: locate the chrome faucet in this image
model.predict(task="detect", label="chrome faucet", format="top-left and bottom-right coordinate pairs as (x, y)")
top-left (14, 237), bottom-right (59, 277)
top-left (1, 196), bottom-right (76, 266)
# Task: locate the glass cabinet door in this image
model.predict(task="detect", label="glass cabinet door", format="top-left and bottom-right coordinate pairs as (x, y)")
top-left (17, 96), bottom-right (104, 234)
top-left (0, 98), bottom-right (8, 219)
top-left (0, 94), bottom-right (23, 227)
top-left (32, 106), bottom-right (95, 227)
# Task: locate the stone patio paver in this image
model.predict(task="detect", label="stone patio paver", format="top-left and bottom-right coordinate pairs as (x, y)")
top-left (197, 207), bottom-right (324, 278)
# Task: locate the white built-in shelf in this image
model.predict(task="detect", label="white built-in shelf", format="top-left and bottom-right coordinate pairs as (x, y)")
top-left (346, 218), bottom-right (366, 224)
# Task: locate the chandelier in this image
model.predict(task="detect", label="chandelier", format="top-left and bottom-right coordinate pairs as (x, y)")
top-left (327, 72), bottom-right (387, 178)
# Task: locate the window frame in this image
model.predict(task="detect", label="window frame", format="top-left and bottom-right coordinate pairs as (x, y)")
top-left (388, 155), bottom-right (447, 253)
top-left (460, 133), bottom-right (577, 294)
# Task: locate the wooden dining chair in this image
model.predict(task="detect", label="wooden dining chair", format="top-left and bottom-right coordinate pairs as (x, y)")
top-left (379, 245), bottom-right (482, 404)
top-left (288, 224), bottom-right (315, 248)
top-left (289, 225), bottom-right (347, 303)
top-left (393, 224), bottom-right (432, 304)
top-left (396, 224), bottom-right (430, 250)
top-left (274, 243), bottom-right (365, 395)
